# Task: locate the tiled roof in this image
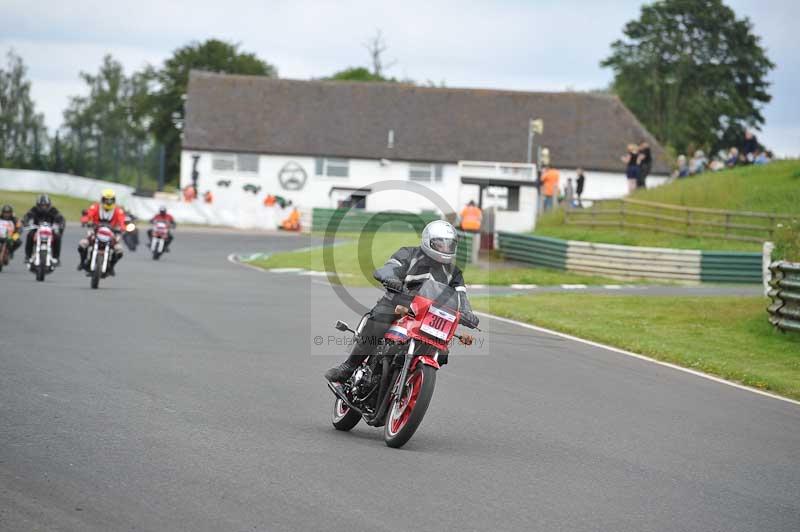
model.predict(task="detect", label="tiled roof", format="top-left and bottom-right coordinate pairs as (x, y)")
top-left (184, 71), bottom-right (670, 174)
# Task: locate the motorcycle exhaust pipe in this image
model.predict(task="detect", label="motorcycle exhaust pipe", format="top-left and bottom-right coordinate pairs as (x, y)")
top-left (369, 364), bottom-right (397, 427)
top-left (326, 382), bottom-right (362, 416)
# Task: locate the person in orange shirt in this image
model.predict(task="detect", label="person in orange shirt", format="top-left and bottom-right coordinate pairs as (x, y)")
top-left (280, 207), bottom-right (301, 231)
top-left (264, 194), bottom-right (276, 207)
top-left (459, 200), bottom-right (482, 232)
top-left (540, 166), bottom-right (560, 212)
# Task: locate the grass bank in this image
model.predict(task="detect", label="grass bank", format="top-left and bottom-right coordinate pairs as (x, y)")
top-left (247, 231), bottom-right (623, 287)
top-left (536, 160), bottom-right (800, 252)
top-left (473, 293), bottom-right (800, 400)
top-left (0, 190), bottom-right (89, 222)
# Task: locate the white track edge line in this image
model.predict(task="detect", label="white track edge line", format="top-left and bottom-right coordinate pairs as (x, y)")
top-left (226, 253), bottom-right (269, 273)
top-left (474, 311), bottom-right (800, 407)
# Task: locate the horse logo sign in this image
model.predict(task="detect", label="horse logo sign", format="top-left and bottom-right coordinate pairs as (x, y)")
top-left (278, 162), bottom-right (307, 191)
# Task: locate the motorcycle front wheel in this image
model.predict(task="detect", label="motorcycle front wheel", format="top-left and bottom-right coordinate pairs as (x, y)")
top-left (384, 364), bottom-right (437, 448)
top-left (331, 396), bottom-right (361, 431)
top-left (36, 249), bottom-right (46, 282)
top-left (91, 253), bottom-right (102, 289)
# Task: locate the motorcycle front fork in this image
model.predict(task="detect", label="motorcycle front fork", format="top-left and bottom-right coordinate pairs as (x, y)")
top-left (392, 339), bottom-right (415, 400)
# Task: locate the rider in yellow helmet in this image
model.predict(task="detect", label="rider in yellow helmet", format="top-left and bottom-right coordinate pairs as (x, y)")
top-left (77, 189), bottom-right (127, 273)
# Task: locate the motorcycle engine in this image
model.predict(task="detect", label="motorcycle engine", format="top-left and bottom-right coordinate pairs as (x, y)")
top-left (351, 366), bottom-right (376, 399)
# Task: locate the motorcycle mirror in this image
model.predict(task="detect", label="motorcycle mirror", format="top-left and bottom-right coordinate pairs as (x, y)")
top-left (335, 320), bottom-right (350, 332)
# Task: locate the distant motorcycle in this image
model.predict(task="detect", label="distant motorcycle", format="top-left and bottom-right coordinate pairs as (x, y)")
top-left (150, 221), bottom-right (169, 260)
top-left (26, 222), bottom-right (58, 282)
top-left (0, 219), bottom-right (17, 272)
top-left (123, 213), bottom-right (139, 252)
top-left (87, 224), bottom-right (116, 289)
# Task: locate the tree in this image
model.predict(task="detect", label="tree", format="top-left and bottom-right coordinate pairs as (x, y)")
top-left (327, 31), bottom-right (403, 83)
top-left (149, 39), bottom-right (277, 183)
top-left (601, 0), bottom-right (774, 154)
top-left (0, 49), bottom-right (48, 169)
top-left (60, 55), bottom-right (154, 182)
top-left (363, 30), bottom-right (396, 79)
top-left (328, 67), bottom-right (392, 82)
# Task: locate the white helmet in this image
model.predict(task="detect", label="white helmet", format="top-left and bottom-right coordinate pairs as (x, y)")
top-left (421, 220), bottom-right (458, 264)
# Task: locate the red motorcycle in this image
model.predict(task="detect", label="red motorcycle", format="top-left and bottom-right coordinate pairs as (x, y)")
top-left (27, 222), bottom-right (58, 282)
top-left (150, 221), bottom-right (169, 260)
top-left (327, 278), bottom-right (477, 448)
top-left (87, 224), bottom-right (117, 289)
top-left (0, 219), bottom-right (17, 272)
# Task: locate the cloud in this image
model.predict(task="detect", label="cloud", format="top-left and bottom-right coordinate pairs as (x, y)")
top-left (1, 0), bottom-right (796, 155)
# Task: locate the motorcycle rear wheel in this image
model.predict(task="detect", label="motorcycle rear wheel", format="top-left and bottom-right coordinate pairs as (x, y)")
top-left (331, 397), bottom-right (361, 431)
top-left (384, 364), bottom-right (437, 448)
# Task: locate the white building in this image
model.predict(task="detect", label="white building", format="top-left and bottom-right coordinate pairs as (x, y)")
top-left (181, 72), bottom-right (670, 232)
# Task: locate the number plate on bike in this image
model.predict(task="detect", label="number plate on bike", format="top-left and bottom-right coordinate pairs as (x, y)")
top-left (420, 306), bottom-right (456, 341)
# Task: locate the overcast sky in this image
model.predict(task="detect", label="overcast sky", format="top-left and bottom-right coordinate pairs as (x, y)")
top-left (1, 0), bottom-right (797, 156)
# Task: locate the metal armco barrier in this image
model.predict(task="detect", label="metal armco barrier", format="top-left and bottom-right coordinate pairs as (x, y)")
top-left (498, 232), bottom-right (762, 283)
top-left (768, 261), bottom-right (800, 333)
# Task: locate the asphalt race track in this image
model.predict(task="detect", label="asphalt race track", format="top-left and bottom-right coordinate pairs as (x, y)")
top-left (1, 230), bottom-right (799, 532)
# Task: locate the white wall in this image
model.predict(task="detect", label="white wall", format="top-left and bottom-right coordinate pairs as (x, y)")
top-left (180, 151), bottom-right (465, 217)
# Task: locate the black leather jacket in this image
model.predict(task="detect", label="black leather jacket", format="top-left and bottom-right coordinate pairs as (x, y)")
top-left (23, 206), bottom-right (65, 229)
top-left (373, 246), bottom-right (478, 328)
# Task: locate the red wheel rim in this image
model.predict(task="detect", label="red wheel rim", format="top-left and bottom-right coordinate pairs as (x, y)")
top-left (334, 398), bottom-right (349, 420)
top-left (388, 370), bottom-right (423, 436)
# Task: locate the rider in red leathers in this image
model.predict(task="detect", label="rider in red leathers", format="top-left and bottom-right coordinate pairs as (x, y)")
top-left (77, 189), bottom-right (126, 274)
top-left (148, 206), bottom-right (176, 251)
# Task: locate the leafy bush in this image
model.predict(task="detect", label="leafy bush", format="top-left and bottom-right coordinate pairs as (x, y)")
top-left (773, 218), bottom-right (800, 262)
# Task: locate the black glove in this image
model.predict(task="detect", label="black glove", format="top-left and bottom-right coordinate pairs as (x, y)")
top-left (461, 311), bottom-right (480, 329)
top-left (383, 277), bottom-right (403, 292)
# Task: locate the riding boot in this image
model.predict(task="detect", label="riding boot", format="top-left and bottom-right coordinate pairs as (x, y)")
top-left (324, 353), bottom-right (367, 383)
top-left (77, 246), bottom-right (87, 270)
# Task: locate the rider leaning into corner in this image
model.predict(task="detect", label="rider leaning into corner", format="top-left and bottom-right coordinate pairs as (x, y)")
top-left (22, 194), bottom-right (65, 266)
top-left (148, 206), bottom-right (176, 251)
top-left (325, 220), bottom-right (480, 383)
top-left (77, 189), bottom-right (126, 275)
top-left (1, 204), bottom-right (23, 259)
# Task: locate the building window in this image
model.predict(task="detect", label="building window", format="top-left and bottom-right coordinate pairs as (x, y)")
top-left (237, 154), bottom-right (259, 173)
top-left (212, 154), bottom-right (235, 171)
top-left (315, 157), bottom-right (349, 177)
top-left (212, 153), bottom-right (259, 173)
top-left (409, 163), bottom-right (443, 182)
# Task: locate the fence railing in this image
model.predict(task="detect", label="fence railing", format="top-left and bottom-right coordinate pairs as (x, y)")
top-left (564, 198), bottom-right (794, 243)
top-left (768, 261), bottom-right (800, 333)
top-left (497, 231), bottom-right (763, 283)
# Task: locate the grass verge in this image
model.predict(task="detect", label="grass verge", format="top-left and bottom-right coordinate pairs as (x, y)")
top-left (473, 293), bottom-right (800, 400)
top-left (535, 160), bottom-right (800, 252)
top-left (246, 231), bottom-right (624, 287)
top-left (0, 190), bottom-right (89, 222)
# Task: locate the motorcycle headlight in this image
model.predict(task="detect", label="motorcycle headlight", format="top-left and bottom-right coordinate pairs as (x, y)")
top-left (126, 223), bottom-right (135, 231)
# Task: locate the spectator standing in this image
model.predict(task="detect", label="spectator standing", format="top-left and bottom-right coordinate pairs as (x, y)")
top-left (540, 166), bottom-right (560, 212)
top-left (459, 200), bottom-right (482, 232)
top-left (621, 144), bottom-right (640, 193)
top-left (676, 155), bottom-right (689, 178)
top-left (575, 168), bottom-right (586, 207)
top-left (564, 178), bottom-right (575, 208)
top-left (637, 141), bottom-right (652, 189)
top-left (743, 130), bottom-right (758, 162)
